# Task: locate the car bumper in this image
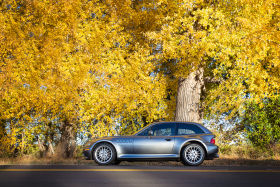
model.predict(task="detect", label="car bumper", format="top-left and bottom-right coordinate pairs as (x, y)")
top-left (206, 152), bottom-right (219, 160)
top-left (206, 144), bottom-right (219, 160)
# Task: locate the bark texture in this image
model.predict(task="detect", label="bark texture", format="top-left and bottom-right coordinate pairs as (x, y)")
top-left (175, 68), bottom-right (204, 123)
top-left (38, 123), bottom-right (55, 157)
top-left (56, 120), bottom-right (76, 158)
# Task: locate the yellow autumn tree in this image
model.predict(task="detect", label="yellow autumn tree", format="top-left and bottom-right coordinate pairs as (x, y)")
top-left (0, 0), bottom-right (168, 157)
top-left (1, 0), bottom-right (279, 158)
top-left (207, 0), bottom-right (280, 117)
top-left (145, 0), bottom-right (279, 121)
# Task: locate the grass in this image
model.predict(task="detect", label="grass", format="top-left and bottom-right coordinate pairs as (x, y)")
top-left (218, 144), bottom-right (280, 160)
top-left (1, 145), bottom-right (280, 166)
top-left (1, 157), bottom-right (280, 167)
top-left (1, 156), bottom-right (280, 167)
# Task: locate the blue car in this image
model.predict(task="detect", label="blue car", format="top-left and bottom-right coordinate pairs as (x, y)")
top-left (83, 122), bottom-right (219, 166)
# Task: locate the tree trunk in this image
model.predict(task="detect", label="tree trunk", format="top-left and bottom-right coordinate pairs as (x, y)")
top-left (57, 120), bottom-right (76, 158)
top-left (175, 68), bottom-right (204, 123)
top-left (38, 137), bottom-right (46, 158)
top-left (46, 140), bottom-right (55, 157)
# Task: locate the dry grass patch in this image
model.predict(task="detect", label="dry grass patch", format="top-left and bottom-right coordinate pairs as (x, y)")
top-left (0, 156), bottom-right (91, 165)
top-left (1, 145), bottom-right (280, 166)
top-left (1, 157), bottom-right (280, 167)
top-left (218, 144), bottom-right (280, 160)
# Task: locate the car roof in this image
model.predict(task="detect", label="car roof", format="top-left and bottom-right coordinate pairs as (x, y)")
top-left (136, 121), bottom-right (212, 134)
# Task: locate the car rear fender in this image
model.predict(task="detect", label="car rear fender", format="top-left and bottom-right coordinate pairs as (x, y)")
top-left (179, 139), bottom-right (208, 155)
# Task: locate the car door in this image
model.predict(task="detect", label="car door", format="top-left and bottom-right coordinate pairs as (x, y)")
top-left (133, 123), bottom-right (175, 154)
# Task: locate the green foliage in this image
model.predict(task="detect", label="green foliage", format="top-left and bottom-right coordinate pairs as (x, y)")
top-left (244, 97), bottom-right (280, 149)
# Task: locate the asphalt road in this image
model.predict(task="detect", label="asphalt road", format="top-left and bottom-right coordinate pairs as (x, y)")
top-left (0, 165), bottom-right (280, 187)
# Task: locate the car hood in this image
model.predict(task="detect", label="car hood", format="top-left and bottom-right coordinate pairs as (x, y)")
top-left (84, 136), bottom-right (134, 147)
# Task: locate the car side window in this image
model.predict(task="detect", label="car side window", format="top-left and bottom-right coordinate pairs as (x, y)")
top-left (151, 123), bottom-right (175, 136)
top-left (177, 124), bottom-right (205, 135)
top-left (137, 127), bottom-right (150, 136)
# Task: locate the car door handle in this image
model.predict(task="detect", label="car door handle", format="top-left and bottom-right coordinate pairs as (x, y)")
top-left (165, 138), bottom-right (172, 141)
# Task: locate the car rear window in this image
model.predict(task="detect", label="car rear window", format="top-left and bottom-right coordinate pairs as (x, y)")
top-left (177, 123), bottom-right (205, 135)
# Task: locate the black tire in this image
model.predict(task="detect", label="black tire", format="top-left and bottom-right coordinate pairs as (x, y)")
top-left (181, 143), bottom-right (205, 166)
top-left (113, 160), bottom-right (121, 165)
top-left (93, 143), bottom-right (116, 165)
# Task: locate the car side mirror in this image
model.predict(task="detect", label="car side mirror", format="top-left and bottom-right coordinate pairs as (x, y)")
top-left (148, 130), bottom-right (153, 136)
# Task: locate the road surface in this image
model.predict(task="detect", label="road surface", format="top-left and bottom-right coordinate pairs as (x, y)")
top-left (0, 165), bottom-right (280, 187)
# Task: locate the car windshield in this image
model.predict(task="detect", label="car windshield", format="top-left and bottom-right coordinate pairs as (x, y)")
top-left (133, 125), bottom-right (150, 135)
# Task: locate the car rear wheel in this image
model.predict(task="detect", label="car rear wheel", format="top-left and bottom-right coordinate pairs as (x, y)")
top-left (181, 143), bottom-right (205, 166)
top-left (93, 143), bottom-right (116, 165)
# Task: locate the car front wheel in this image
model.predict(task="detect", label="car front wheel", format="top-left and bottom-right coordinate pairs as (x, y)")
top-left (181, 143), bottom-right (205, 166)
top-left (93, 143), bottom-right (116, 165)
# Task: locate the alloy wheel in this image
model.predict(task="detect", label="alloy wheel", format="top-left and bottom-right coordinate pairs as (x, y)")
top-left (183, 144), bottom-right (205, 166)
top-left (94, 145), bottom-right (113, 164)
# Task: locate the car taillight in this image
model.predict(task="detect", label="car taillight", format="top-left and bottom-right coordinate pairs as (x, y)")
top-left (210, 138), bottom-right (215, 144)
